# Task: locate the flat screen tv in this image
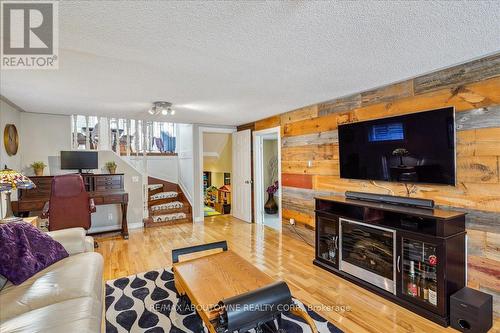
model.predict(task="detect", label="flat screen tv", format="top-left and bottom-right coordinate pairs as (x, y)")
top-left (60, 151), bottom-right (98, 173)
top-left (338, 107), bottom-right (455, 185)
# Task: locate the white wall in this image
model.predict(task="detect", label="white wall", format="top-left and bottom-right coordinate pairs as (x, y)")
top-left (177, 124), bottom-right (194, 205)
top-left (203, 134), bottom-right (232, 173)
top-left (125, 155), bottom-right (178, 184)
top-left (263, 138), bottom-right (278, 195)
top-left (91, 150), bottom-right (145, 232)
top-left (19, 112), bottom-right (72, 176)
top-left (0, 99), bottom-right (22, 218)
top-left (0, 99), bottom-right (21, 171)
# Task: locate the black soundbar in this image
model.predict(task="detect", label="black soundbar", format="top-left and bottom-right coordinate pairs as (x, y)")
top-left (345, 191), bottom-right (434, 209)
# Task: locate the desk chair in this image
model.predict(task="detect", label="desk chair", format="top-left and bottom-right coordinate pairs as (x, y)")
top-left (42, 174), bottom-right (96, 233)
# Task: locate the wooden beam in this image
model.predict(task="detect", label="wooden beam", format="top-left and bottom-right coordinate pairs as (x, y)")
top-left (255, 115), bottom-right (281, 131)
top-left (457, 128), bottom-right (500, 157)
top-left (282, 130), bottom-right (338, 147)
top-left (318, 94), bottom-right (361, 116)
top-left (282, 208), bottom-right (315, 228)
top-left (456, 105), bottom-right (500, 131)
top-left (281, 144), bottom-right (339, 161)
top-left (282, 160), bottom-right (339, 175)
top-left (280, 105), bottom-right (318, 125)
top-left (356, 77), bottom-right (500, 121)
top-left (456, 156), bottom-right (499, 183)
top-left (283, 112), bottom-right (353, 137)
top-left (361, 80), bottom-right (414, 106)
top-left (237, 122), bottom-right (255, 132)
top-left (467, 255), bottom-right (500, 292)
top-left (414, 53), bottom-right (500, 94)
top-left (282, 174), bottom-right (313, 189)
top-left (439, 206), bottom-right (500, 234)
top-left (281, 197), bottom-right (314, 216)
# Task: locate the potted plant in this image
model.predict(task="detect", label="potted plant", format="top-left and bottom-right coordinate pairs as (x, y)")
top-left (105, 161), bottom-right (117, 174)
top-left (30, 161), bottom-right (47, 176)
top-left (264, 180), bottom-right (279, 214)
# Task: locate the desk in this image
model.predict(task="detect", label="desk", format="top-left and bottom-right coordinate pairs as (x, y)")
top-left (89, 190), bottom-right (129, 239)
top-left (12, 174), bottom-right (129, 239)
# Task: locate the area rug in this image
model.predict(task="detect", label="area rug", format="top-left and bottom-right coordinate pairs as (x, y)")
top-left (105, 268), bottom-right (342, 333)
top-left (203, 206), bottom-right (221, 217)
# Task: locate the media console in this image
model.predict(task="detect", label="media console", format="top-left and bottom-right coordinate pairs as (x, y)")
top-left (313, 195), bottom-right (466, 326)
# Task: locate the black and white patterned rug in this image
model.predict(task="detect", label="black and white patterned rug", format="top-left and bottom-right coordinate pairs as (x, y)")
top-left (105, 268), bottom-right (342, 333)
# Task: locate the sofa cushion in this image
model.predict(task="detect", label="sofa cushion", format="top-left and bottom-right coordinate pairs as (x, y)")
top-left (0, 297), bottom-right (102, 333)
top-left (0, 223), bottom-right (68, 285)
top-left (0, 252), bottom-right (103, 321)
top-left (46, 228), bottom-right (87, 256)
top-left (0, 274), bottom-right (7, 290)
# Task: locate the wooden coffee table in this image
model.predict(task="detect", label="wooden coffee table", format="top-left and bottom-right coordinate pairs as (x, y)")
top-left (173, 242), bottom-right (317, 333)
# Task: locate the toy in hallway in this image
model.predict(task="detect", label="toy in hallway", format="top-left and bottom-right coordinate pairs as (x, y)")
top-left (204, 185), bottom-right (217, 208)
top-left (215, 185), bottom-right (231, 214)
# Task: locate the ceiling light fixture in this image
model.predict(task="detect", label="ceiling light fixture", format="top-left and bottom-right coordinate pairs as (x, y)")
top-left (148, 101), bottom-right (175, 116)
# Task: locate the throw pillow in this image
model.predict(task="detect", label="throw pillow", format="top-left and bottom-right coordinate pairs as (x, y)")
top-left (0, 222), bottom-right (69, 285)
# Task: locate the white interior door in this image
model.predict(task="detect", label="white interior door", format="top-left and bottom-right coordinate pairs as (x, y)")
top-left (232, 129), bottom-right (252, 222)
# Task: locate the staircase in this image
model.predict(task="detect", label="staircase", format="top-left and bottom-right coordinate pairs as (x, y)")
top-left (143, 177), bottom-right (192, 227)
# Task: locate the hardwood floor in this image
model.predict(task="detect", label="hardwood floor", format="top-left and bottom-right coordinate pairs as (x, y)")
top-left (96, 215), bottom-right (499, 333)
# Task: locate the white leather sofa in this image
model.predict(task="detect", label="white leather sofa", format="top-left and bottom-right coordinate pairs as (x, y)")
top-left (0, 228), bottom-right (103, 333)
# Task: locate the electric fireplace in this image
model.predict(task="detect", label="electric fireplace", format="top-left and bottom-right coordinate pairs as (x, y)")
top-left (339, 218), bottom-right (396, 294)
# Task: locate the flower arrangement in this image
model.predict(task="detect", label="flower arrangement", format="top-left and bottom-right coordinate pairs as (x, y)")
top-left (266, 180), bottom-right (279, 195)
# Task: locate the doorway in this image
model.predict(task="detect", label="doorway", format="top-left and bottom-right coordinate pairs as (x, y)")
top-left (254, 126), bottom-right (281, 231)
top-left (202, 132), bottom-right (233, 218)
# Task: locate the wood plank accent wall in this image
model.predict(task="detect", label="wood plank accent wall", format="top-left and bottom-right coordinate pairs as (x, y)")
top-left (247, 53), bottom-right (500, 315)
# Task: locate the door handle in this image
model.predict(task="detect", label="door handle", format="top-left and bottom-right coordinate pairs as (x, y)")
top-left (397, 256), bottom-right (401, 273)
top-left (244, 180), bottom-right (253, 184)
top-left (334, 235), bottom-right (338, 249)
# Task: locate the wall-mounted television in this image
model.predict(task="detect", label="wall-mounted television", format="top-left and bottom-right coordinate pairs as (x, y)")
top-left (338, 107), bottom-right (455, 185)
top-left (60, 151), bottom-right (98, 173)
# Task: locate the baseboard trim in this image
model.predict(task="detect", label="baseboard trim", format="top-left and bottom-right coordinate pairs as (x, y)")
top-left (177, 180), bottom-right (193, 206)
top-left (128, 222), bottom-right (143, 230)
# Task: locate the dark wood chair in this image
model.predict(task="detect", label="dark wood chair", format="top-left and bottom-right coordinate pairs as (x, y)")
top-left (42, 174), bottom-right (96, 232)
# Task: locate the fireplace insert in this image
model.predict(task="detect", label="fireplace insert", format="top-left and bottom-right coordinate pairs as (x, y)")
top-left (339, 218), bottom-right (396, 294)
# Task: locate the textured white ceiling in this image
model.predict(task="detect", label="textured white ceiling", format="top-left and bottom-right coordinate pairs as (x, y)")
top-left (1, 1), bottom-right (499, 126)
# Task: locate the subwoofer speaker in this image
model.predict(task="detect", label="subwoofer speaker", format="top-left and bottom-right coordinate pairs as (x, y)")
top-left (450, 287), bottom-right (492, 333)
